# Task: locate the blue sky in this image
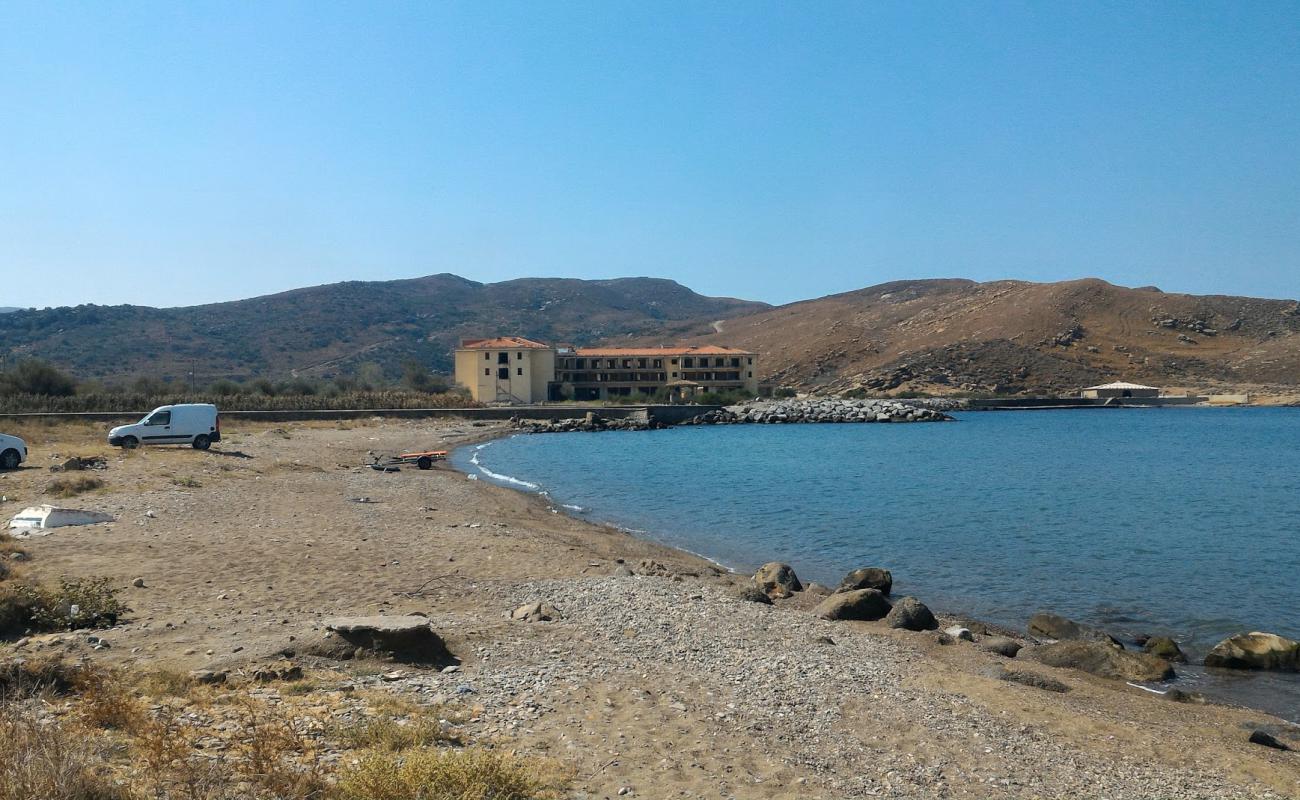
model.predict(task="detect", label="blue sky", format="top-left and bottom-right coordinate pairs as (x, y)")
top-left (2, 1), bottom-right (1297, 309)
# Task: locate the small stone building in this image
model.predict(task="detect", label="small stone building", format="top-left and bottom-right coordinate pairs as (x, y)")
top-left (1080, 381), bottom-right (1160, 399)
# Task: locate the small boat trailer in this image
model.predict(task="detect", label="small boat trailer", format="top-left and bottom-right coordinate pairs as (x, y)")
top-left (369, 450), bottom-right (449, 471)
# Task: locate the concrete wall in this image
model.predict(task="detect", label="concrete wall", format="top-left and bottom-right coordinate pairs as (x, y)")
top-left (0, 405), bottom-right (721, 425)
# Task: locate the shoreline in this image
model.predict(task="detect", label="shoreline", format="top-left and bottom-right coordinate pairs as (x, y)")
top-left (454, 421), bottom-right (1300, 726)
top-left (2, 418), bottom-right (1297, 797)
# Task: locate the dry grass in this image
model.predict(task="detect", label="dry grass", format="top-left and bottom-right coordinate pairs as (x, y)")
top-left (334, 748), bottom-right (571, 800)
top-left (340, 714), bottom-right (464, 752)
top-left (44, 475), bottom-right (105, 498)
top-left (170, 476), bottom-right (202, 488)
top-left (0, 703), bottom-right (130, 800)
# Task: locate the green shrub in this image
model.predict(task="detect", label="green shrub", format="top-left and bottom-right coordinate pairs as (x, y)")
top-left (9, 578), bottom-right (127, 632)
top-left (0, 360), bottom-right (77, 398)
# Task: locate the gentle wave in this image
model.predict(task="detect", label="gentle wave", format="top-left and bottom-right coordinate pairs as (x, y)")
top-left (469, 443), bottom-right (541, 490)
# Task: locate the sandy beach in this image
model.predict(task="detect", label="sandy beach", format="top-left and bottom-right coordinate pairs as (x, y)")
top-left (1, 417), bottom-right (1297, 799)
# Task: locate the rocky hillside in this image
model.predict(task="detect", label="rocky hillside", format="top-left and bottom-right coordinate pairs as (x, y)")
top-left (0, 275), bottom-right (766, 382)
top-left (678, 278), bottom-right (1300, 395)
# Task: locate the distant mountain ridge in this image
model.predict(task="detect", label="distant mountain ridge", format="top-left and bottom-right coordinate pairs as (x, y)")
top-left (0, 274), bottom-right (767, 382)
top-left (676, 278), bottom-right (1300, 395)
top-left (6, 273), bottom-right (1299, 395)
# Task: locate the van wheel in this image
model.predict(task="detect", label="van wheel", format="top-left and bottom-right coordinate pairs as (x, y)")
top-left (0, 449), bottom-right (20, 470)
top-left (192, 435), bottom-right (211, 451)
top-left (416, 456), bottom-right (433, 470)
top-left (121, 437), bottom-right (139, 450)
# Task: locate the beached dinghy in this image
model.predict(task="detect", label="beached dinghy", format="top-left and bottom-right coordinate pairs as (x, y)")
top-left (8, 504), bottom-right (115, 534)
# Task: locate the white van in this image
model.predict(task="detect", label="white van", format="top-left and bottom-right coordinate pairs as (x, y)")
top-left (0, 433), bottom-right (27, 470)
top-left (108, 404), bottom-right (221, 450)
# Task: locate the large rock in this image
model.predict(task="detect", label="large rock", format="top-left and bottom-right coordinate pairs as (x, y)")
top-left (884, 596), bottom-right (937, 631)
top-left (1022, 641), bottom-right (1174, 682)
top-left (814, 588), bottom-right (891, 621)
top-left (836, 567), bottom-right (893, 596)
top-left (978, 636), bottom-right (1024, 658)
top-left (1028, 612), bottom-right (1123, 648)
top-left (322, 615), bottom-right (454, 665)
top-left (1204, 632), bottom-right (1300, 672)
top-left (753, 562), bottom-right (802, 599)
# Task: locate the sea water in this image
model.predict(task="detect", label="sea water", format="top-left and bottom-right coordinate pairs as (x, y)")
top-left (453, 407), bottom-right (1300, 721)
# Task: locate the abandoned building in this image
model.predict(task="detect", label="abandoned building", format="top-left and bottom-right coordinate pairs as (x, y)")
top-left (454, 338), bottom-right (759, 403)
top-left (1080, 381), bottom-right (1161, 399)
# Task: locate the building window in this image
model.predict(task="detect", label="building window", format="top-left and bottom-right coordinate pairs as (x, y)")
top-left (484, 368), bottom-right (490, 376)
top-left (497, 352), bottom-right (509, 364)
top-left (670, 358), bottom-right (678, 365)
top-left (672, 372), bottom-right (678, 378)
top-left (653, 359), bottom-right (662, 368)
top-left (683, 358), bottom-right (694, 368)
top-left (748, 372), bottom-right (753, 378)
top-left (748, 357), bottom-right (753, 365)
top-left (484, 352), bottom-right (490, 360)
top-left (517, 367), bottom-right (523, 376)
top-left (517, 352), bottom-right (523, 360)
top-left (731, 358), bottom-right (740, 367)
top-left (576, 358), bottom-right (586, 369)
top-left (498, 367), bottom-right (509, 380)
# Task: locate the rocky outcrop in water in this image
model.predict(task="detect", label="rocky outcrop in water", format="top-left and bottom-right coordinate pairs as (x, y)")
top-left (1204, 632), bottom-right (1300, 671)
top-left (687, 397), bottom-right (952, 425)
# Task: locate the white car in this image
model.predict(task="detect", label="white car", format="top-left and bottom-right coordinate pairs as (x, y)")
top-left (108, 404), bottom-right (222, 450)
top-left (0, 433), bottom-right (27, 470)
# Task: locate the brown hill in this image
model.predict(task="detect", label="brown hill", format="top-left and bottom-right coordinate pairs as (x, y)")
top-left (672, 278), bottom-right (1300, 396)
top-left (0, 275), bottom-right (766, 383)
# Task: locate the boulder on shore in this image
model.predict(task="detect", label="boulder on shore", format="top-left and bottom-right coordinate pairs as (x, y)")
top-left (815, 588), bottom-right (891, 621)
top-left (1204, 632), bottom-right (1300, 672)
top-left (884, 596), bottom-right (937, 631)
top-left (1142, 636), bottom-right (1187, 663)
top-left (753, 562), bottom-right (803, 599)
top-left (836, 567), bottom-right (893, 596)
top-left (1022, 641), bottom-right (1174, 682)
top-left (510, 601), bottom-right (564, 623)
top-left (731, 585), bottom-right (774, 605)
top-left (1028, 612), bottom-right (1123, 649)
top-left (978, 636), bottom-right (1024, 658)
top-left (321, 615), bottom-right (454, 666)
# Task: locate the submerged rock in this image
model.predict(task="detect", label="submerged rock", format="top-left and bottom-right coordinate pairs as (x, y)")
top-left (753, 562), bottom-right (803, 599)
top-left (1028, 612), bottom-right (1123, 649)
top-left (1142, 636), bottom-right (1187, 663)
top-left (884, 597), bottom-right (937, 631)
top-left (1204, 632), bottom-right (1300, 671)
top-left (836, 567), bottom-right (893, 596)
top-left (1022, 641), bottom-right (1175, 682)
top-left (814, 588), bottom-right (891, 621)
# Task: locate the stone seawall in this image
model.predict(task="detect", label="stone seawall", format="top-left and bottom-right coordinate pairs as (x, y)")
top-left (687, 397), bottom-right (952, 425)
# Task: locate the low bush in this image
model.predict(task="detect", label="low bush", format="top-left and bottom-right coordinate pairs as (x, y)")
top-left (45, 476), bottom-right (104, 498)
top-left (341, 714), bottom-right (464, 752)
top-left (334, 748), bottom-right (570, 800)
top-left (0, 656), bottom-right (95, 699)
top-left (6, 577), bottom-right (127, 633)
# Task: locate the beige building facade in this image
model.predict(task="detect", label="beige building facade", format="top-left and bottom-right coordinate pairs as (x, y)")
top-left (454, 337), bottom-right (556, 404)
top-left (454, 338), bottom-right (759, 403)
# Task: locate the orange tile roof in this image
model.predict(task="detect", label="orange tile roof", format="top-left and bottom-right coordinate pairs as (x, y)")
top-left (459, 336), bottom-right (552, 350)
top-left (572, 345), bottom-right (754, 356)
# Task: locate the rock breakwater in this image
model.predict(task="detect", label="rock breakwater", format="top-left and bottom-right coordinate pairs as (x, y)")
top-left (687, 397), bottom-right (952, 425)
